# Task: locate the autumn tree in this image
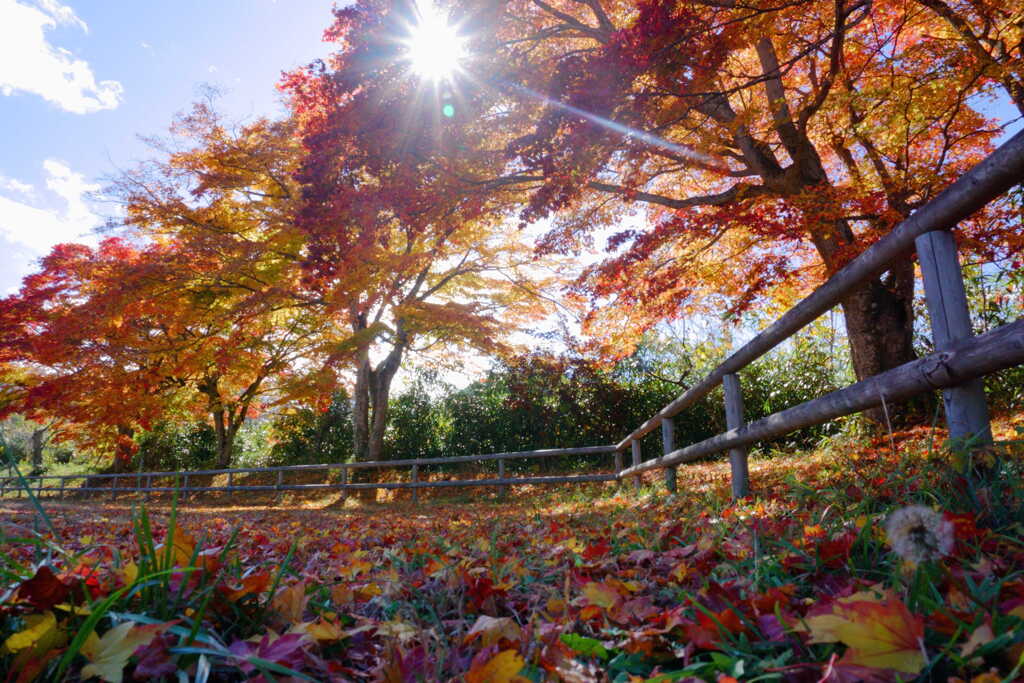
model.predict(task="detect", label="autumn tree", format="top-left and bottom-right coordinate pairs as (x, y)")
top-left (283, 32), bottom-right (565, 462)
top-left (913, 0), bottom-right (1024, 115)
top-left (0, 110), bottom-right (337, 470)
top-left (286, 0), bottom-right (1020, 408)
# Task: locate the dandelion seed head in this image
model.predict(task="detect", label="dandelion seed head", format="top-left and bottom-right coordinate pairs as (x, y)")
top-left (884, 505), bottom-right (954, 565)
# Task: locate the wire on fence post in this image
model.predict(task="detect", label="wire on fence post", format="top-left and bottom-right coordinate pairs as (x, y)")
top-left (723, 373), bottom-right (749, 498)
top-left (661, 418), bottom-right (677, 494)
top-left (631, 440), bottom-right (642, 492)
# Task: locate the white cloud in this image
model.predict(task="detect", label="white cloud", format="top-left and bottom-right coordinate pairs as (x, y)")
top-left (0, 176), bottom-right (34, 196)
top-left (0, 0), bottom-right (123, 114)
top-left (0, 159), bottom-right (100, 254)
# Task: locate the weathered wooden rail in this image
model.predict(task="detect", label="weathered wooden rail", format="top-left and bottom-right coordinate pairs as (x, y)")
top-left (1, 446), bottom-right (618, 502)
top-left (3, 130), bottom-right (1024, 505)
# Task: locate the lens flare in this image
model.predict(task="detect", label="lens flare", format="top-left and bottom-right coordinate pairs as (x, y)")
top-left (405, 1), bottom-right (465, 81)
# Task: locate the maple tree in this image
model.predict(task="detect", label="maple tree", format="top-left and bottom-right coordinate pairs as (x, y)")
top-left (912, 0), bottom-right (1024, 116)
top-left (0, 108), bottom-right (336, 469)
top-left (282, 70), bottom-right (562, 463)
top-left (285, 0), bottom-right (1021, 401)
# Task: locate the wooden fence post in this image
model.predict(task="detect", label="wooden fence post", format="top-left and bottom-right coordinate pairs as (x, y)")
top-left (916, 229), bottom-right (993, 446)
top-left (338, 467), bottom-right (346, 501)
top-left (661, 418), bottom-right (677, 494)
top-left (275, 470), bottom-right (284, 505)
top-left (723, 373), bottom-right (749, 498)
top-left (58, 477), bottom-right (65, 500)
top-left (411, 465), bottom-right (419, 503)
top-left (630, 440), bottom-right (642, 492)
top-left (182, 474), bottom-right (190, 501)
top-left (614, 449), bottom-right (623, 480)
top-left (227, 471), bottom-right (234, 493)
top-left (145, 475), bottom-right (152, 502)
top-left (498, 459), bottom-right (507, 499)
top-left (110, 475), bottom-right (118, 502)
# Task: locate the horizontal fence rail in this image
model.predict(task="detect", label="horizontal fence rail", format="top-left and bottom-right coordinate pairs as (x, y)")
top-left (0, 446), bottom-right (619, 502)
top-left (619, 319), bottom-right (1024, 478)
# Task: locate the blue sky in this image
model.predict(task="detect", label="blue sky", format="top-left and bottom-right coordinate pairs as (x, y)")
top-left (0, 0), bottom-right (337, 292)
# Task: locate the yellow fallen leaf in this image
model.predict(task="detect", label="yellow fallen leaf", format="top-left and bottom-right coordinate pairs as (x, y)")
top-left (270, 581), bottom-right (309, 625)
top-left (466, 649), bottom-right (527, 683)
top-left (961, 622), bottom-right (995, 659)
top-left (120, 562), bottom-right (138, 586)
top-left (582, 581), bottom-right (620, 610)
top-left (805, 589), bottom-right (925, 674)
top-left (80, 622), bottom-right (168, 683)
top-left (2, 611), bottom-right (65, 655)
top-left (464, 615), bottom-right (522, 649)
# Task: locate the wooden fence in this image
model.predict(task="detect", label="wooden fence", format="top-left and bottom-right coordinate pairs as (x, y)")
top-left (3, 128), bottom-right (1024, 505)
top-left (0, 446), bottom-right (619, 502)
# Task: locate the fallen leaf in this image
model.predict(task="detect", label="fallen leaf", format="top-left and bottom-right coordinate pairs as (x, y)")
top-left (81, 621), bottom-right (173, 683)
top-left (806, 590), bottom-right (925, 674)
top-left (466, 648), bottom-right (528, 683)
top-left (464, 615), bottom-right (522, 649)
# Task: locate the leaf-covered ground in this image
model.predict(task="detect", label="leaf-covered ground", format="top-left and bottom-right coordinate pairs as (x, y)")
top-left (3, 422), bottom-right (1024, 682)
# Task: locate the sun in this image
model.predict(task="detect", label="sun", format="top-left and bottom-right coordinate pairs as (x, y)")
top-left (404, 0), bottom-right (465, 81)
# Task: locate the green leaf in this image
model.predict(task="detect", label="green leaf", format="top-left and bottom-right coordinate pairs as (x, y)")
top-left (560, 633), bottom-right (609, 660)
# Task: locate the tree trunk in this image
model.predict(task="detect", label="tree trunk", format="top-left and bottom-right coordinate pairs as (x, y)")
top-left (350, 324), bottom-right (408, 464)
top-left (30, 428), bottom-right (44, 474)
top-left (113, 425), bottom-right (135, 473)
top-left (840, 259), bottom-right (917, 381)
top-left (352, 351), bottom-right (371, 462)
top-left (212, 408), bottom-right (243, 469)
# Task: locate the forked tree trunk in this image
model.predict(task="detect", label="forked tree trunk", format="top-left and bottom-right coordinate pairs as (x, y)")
top-left (212, 408), bottom-right (244, 469)
top-left (350, 324), bottom-right (408, 464)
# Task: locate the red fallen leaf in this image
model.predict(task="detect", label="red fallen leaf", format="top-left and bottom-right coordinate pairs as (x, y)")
top-left (224, 571), bottom-right (271, 602)
top-left (132, 633), bottom-right (177, 680)
top-left (17, 566), bottom-right (70, 610)
top-left (818, 653), bottom-right (899, 682)
top-left (749, 584), bottom-right (795, 614)
top-left (945, 512), bottom-right (984, 544)
top-left (582, 539), bottom-right (610, 561)
top-left (7, 646), bottom-right (62, 683)
top-left (819, 531), bottom-right (857, 568)
top-left (229, 633), bottom-right (309, 674)
top-left (686, 607), bottom-right (746, 649)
